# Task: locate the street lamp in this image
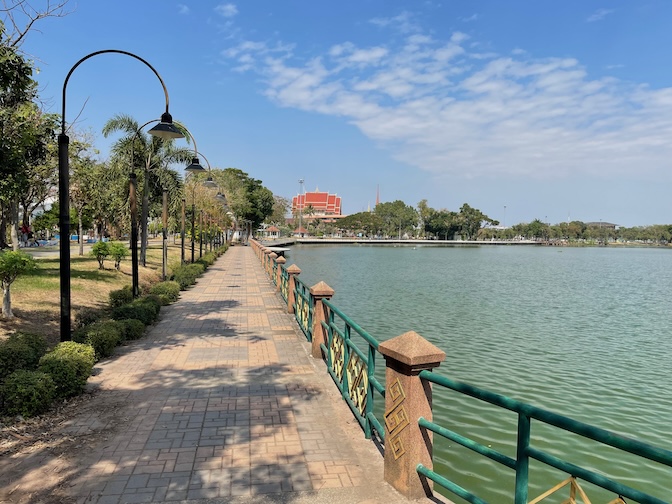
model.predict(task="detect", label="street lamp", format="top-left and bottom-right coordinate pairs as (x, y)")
top-left (59, 49), bottom-right (178, 342)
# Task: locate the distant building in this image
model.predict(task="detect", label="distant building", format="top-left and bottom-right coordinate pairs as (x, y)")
top-left (585, 222), bottom-right (619, 230)
top-left (292, 190), bottom-right (343, 220)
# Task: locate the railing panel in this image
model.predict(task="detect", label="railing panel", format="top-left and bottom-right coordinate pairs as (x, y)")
top-left (293, 276), bottom-right (312, 341)
top-left (280, 265), bottom-right (289, 303)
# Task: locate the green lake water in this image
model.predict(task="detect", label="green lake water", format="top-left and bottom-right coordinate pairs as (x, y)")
top-left (283, 244), bottom-right (672, 503)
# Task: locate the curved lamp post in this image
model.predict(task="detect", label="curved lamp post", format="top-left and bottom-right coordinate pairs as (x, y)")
top-left (59, 49), bottom-right (180, 342)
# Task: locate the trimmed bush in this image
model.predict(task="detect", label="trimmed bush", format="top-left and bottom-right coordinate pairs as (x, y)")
top-left (195, 252), bottom-right (217, 269)
top-left (73, 320), bottom-right (123, 359)
top-left (172, 263), bottom-right (205, 290)
top-left (75, 306), bottom-right (107, 328)
top-left (149, 281), bottom-right (180, 305)
top-left (109, 285), bottom-right (133, 308)
top-left (0, 332), bottom-right (48, 381)
top-left (118, 319), bottom-right (145, 341)
top-left (38, 342), bottom-right (95, 399)
top-left (90, 241), bottom-right (110, 269)
top-left (111, 295), bottom-right (161, 325)
top-left (2, 370), bottom-right (56, 417)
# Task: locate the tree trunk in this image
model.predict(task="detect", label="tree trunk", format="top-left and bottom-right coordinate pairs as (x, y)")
top-left (78, 211), bottom-right (84, 256)
top-left (141, 174), bottom-right (149, 267)
top-left (9, 199), bottom-right (20, 252)
top-left (0, 202), bottom-right (8, 249)
top-left (2, 284), bottom-right (13, 319)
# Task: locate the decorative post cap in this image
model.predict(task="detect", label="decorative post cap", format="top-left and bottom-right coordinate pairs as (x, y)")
top-left (379, 331), bottom-right (446, 369)
top-left (264, 249), bottom-right (272, 254)
top-left (309, 281), bottom-right (334, 297)
top-left (269, 252), bottom-right (278, 259)
top-left (286, 264), bottom-right (301, 274)
top-left (276, 256), bottom-right (286, 264)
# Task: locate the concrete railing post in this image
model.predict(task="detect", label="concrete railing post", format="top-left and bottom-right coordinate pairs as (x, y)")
top-left (378, 331), bottom-right (446, 500)
top-left (309, 281), bottom-right (334, 359)
top-left (275, 256), bottom-right (286, 292)
top-left (286, 264), bottom-right (301, 314)
top-left (269, 252), bottom-right (278, 279)
top-left (264, 249), bottom-right (272, 275)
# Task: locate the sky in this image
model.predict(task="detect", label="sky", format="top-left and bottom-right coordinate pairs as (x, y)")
top-left (11, 0), bottom-right (672, 227)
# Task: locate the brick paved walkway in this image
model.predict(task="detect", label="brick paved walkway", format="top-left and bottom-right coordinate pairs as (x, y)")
top-left (52, 245), bottom-right (422, 504)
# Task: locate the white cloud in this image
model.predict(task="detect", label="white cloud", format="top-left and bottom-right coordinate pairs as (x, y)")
top-left (221, 25), bottom-right (672, 182)
top-left (177, 4), bottom-right (189, 15)
top-left (586, 8), bottom-right (614, 22)
top-left (460, 14), bottom-right (479, 23)
top-left (369, 11), bottom-right (420, 33)
top-left (215, 3), bottom-right (238, 18)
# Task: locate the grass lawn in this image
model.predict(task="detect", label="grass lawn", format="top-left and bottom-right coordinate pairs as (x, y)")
top-left (0, 240), bottom-right (195, 347)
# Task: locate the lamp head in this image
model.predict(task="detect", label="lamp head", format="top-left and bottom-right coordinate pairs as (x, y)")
top-left (148, 112), bottom-right (184, 140)
top-left (185, 157), bottom-right (206, 173)
top-left (216, 192), bottom-right (228, 206)
top-left (204, 176), bottom-right (218, 188)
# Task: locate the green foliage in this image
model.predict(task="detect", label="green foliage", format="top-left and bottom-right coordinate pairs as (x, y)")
top-left (109, 285), bottom-right (133, 308)
top-left (118, 319), bottom-right (145, 341)
top-left (148, 281), bottom-right (180, 305)
top-left (90, 241), bottom-right (110, 270)
top-left (110, 295), bottom-right (161, 325)
top-left (72, 320), bottom-right (123, 360)
top-left (108, 242), bottom-right (128, 270)
top-left (2, 370), bottom-right (56, 417)
top-left (171, 263), bottom-right (205, 290)
top-left (0, 250), bottom-right (36, 288)
top-left (0, 332), bottom-right (47, 382)
top-left (195, 252), bottom-right (217, 269)
top-left (38, 342), bottom-right (95, 399)
top-left (75, 307), bottom-right (107, 328)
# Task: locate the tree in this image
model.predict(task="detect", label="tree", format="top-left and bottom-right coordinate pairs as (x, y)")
top-left (213, 168), bottom-right (274, 230)
top-left (0, 249), bottom-right (36, 318)
top-left (457, 203), bottom-right (497, 240)
top-left (103, 114), bottom-right (191, 266)
top-left (266, 195), bottom-right (290, 226)
top-left (374, 200), bottom-right (418, 238)
top-left (425, 209), bottom-right (461, 240)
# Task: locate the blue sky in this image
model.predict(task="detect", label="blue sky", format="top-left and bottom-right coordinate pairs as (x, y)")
top-left (15, 0), bottom-right (672, 226)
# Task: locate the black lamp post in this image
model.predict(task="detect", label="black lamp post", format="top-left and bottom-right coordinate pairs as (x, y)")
top-left (59, 49), bottom-right (179, 342)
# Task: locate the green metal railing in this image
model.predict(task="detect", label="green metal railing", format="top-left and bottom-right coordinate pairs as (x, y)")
top-left (320, 298), bottom-right (386, 441)
top-left (293, 276), bottom-right (312, 341)
top-left (417, 371), bottom-right (672, 504)
top-left (271, 259), bottom-right (278, 287)
top-left (280, 265), bottom-right (289, 303)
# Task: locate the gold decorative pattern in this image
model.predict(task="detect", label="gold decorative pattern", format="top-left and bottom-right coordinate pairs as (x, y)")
top-left (528, 476), bottom-right (627, 504)
top-left (346, 352), bottom-right (369, 416)
top-left (384, 378), bottom-right (409, 460)
top-left (281, 276), bottom-right (288, 301)
top-left (330, 332), bottom-right (345, 382)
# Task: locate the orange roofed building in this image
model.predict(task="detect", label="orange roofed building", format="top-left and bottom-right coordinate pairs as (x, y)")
top-left (292, 190), bottom-right (343, 221)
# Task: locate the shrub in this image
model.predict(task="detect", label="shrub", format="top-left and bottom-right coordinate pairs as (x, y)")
top-left (111, 296), bottom-right (161, 325)
top-left (118, 319), bottom-right (145, 341)
top-left (38, 342), bottom-right (95, 399)
top-left (73, 320), bottom-right (123, 359)
top-left (2, 370), bottom-right (56, 417)
top-left (149, 281), bottom-right (180, 305)
top-left (0, 332), bottom-right (48, 382)
top-left (75, 307), bottom-right (107, 328)
top-left (90, 241), bottom-right (110, 270)
top-left (108, 242), bottom-right (129, 270)
top-left (195, 252), bottom-right (216, 269)
top-left (172, 263), bottom-right (205, 290)
top-left (109, 285), bottom-right (133, 308)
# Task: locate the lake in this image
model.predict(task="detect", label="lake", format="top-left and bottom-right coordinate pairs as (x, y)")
top-left (283, 244), bottom-right (672, 503)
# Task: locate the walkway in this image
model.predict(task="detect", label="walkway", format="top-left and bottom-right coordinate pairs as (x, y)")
top-left (7, 246), bottom-right (430, 503)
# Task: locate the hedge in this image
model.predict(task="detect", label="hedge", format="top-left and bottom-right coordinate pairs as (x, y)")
top-left (149, 281), bottom-right (180, 305)
top-left (73, 320), bottom-right (124, 359)
top-left (172, 263), bottom-right (205, 290)
top-left (118, 319), bottom-right (145, 341)
top-left (38, 342), bottom-right (95, 399)
top-left (2, 370), bottom-right (56, 417)
top-left (0, 332), bottom-right (48, 382)
top-left (109, 285), bottom-right (133, 308)
top-left (111, 295), bottom-right (161, 325)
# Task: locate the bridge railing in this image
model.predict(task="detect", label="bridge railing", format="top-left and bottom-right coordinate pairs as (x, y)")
top-left (250, 239), bottom-right (672, 503)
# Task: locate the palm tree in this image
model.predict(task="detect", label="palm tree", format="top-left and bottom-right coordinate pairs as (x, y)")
top-left (102, 114), bottom-right (192, 266)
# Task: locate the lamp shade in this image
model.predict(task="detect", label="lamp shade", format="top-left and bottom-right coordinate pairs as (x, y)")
top-left (185, 157), bottom-right (206, 173)
top-left (204, 177), bottom-right (218, 188)
top-left (216, 192), bottom-right (228, 206)
top-left (148, 112), bottom-right (184, 139)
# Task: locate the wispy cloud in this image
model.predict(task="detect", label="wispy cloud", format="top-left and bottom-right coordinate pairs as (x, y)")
top-left (221, 18), bottom-right (672, 182)
top-left (215, 3), bottom-right (238, 18)
top-left (460, 14), bottom-right (479, 23)
top-left (586, 8), bottom-right (614, 22)
top-left (177, 4), bottom-right (190, 15)
top-left (369, 11), bottom-right (420, 34)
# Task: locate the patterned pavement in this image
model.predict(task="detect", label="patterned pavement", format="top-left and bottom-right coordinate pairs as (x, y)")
top-left (55, 245), bottom-right (417, 504)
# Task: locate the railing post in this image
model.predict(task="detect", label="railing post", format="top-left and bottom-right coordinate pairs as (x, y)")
top-left (269, 252), bottom-right (278, 279)
top-left (286, 264), bottom-right (301, 314)
top-left (264, 249), bottom-right (271, 274)
top-left (309, 281), bottom-right (334, 359)
top-left (275, 256), bottom-right (286, 292)
top-left (378, 331), bottom-right (446, 500)
top-left (514, 413), bottom-right (531, 504)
